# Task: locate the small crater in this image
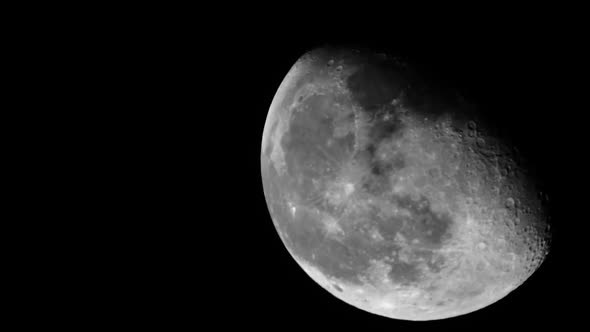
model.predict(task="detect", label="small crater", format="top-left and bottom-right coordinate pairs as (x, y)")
top-left (476, 137), bottom-right (486, 148)
top-left (327, 59), bottom-right (334, 67)
top-left (505, 197), bottom-right (515, 209)
top-left (468, 121), bottom-right (477, 130)
top-left (500, 167), bottom-right (508, 177)
top-left (333, 284), bottom-right (343, 292)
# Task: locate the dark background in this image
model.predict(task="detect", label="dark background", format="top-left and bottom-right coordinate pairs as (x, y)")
top-left (208, 18), bottom-right (581, 330)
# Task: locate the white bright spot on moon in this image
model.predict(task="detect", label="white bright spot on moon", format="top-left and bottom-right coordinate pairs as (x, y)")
top-left (287, 201), bottom-right (297, 217)
top-left (344, 183), bottom-right (354, 195)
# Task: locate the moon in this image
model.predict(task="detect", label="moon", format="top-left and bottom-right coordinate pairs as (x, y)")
top-left (260, 47), bottom-right (551, 321)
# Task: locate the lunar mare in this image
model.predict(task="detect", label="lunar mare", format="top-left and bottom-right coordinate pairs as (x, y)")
top-left (260, 47), bottom-right (551, 320)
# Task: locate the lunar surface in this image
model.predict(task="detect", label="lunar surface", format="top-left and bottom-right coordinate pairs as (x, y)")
top-left (260, 47), bottom-right (551, 320)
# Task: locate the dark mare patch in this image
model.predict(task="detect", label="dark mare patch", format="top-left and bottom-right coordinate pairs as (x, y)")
top-left (345, 59), bottom-right (406, 112)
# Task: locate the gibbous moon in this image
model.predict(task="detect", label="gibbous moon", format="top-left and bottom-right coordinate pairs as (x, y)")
top-left (260, 47), bottom-right (551, 320)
